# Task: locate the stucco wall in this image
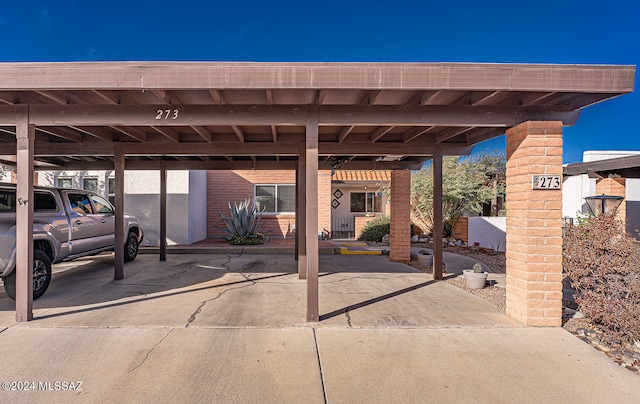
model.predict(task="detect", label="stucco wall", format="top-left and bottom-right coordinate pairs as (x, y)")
top-left (37, 170), bottom-right (207, 246)
top-left (564, 151), bottom-right (640, 239)
top-left (468, 217), bottom-right (506, 252)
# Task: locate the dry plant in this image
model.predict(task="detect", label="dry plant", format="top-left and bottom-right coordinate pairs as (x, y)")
top-left (563, 213), bottom-right (640, 344)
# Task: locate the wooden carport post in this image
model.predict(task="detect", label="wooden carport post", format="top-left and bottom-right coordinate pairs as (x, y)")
top-left (297, 143), bottom-right (307, 279)
top-left (15, 107), bottom-right (34, 322)
top-left (306, 105), bottom-right (319, 322)
top-left (113, 142), bottom-right (125, 280)
top-left (432, 144), bottom-right (444, 280)
top-left (160, 166), bottom-right (167, 262)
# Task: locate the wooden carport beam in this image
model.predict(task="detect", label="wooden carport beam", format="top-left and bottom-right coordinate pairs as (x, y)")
top-left (0, 140), bottom-right (472, 158)
top-left (0, 104), bottom-right (582, 127)
top-left (15, 107), bottom-right (34, 322)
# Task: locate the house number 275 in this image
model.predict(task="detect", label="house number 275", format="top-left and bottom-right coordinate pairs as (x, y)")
top-left (155, 109), bottom-right (179, 120)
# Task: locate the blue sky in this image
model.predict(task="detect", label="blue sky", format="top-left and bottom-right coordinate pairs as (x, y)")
top-left (1, 0), bottom-right (638, 163)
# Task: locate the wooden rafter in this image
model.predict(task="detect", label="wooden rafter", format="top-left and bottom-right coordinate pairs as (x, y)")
top-left (338, 126), bottom-right (355, 143)
top-left (208, 89), bottom-right (226, 104)
top-left (151, 90), bottom-right (171, 104)
top-left (0, 93), bottom-right (16, 105)
top-left (435, 127), bottom-right (473, 143)
top-left (368, 90), bottom-right (383, 105)
top-left (402, 126), bottom-right (435, 143)
top-left (231, 126), bottom-right (245, 142)
top-left (370, 126), bottom-right (393, 142)
top-left (111, 126), bottom-right (146, 142)
top-left (191, 126), bottom-right (213, 142)
top-left (37, 127), bottom-right (82, 142)
top-left (68, 126), bottom-right (114, 141)
top-left (421, 90), bottom-right (443, 105)
top-left (91, 90), bottom-right (119, 105)
top-left (151, 126), bottom-right (180, 142)
top-left (35, 90), bottom-right (67, 105)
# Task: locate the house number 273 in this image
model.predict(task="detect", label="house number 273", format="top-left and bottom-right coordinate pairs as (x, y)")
top-left (155, 109), bottom-right (179, 120)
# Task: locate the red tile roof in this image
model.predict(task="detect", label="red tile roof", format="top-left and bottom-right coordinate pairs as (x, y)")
top-left (331, 170), bottom-right (391, 182)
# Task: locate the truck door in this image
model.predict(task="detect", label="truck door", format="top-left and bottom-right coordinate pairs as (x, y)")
top-left (88, 193), bottom-right (115, 248)
top-left (66, 192), bottom-right (107, 254)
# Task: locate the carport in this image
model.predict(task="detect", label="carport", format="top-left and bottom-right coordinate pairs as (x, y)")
top-left (0, 62), bottom-right (634, 324)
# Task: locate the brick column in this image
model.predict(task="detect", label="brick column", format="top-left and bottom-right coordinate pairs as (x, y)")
top-left (595, 177), bottom-right (626, 224)
top-left (505, 121), bottom-right (563, 327)
top-left (390, 170), bottom-right (411, 262)
top-left (318, 170), bottom-right (332, 235)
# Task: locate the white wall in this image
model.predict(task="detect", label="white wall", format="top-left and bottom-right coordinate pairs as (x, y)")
top-left (562, 175), bottom-right (592, 218)
top-left (468, 217), bottom-right (506, 252)
top-left (37, 169), bottom-right (208, 246)
top-left (564, 151), bottom-right (640, 239)
top-left (330, 184), bottom-right (389, 233)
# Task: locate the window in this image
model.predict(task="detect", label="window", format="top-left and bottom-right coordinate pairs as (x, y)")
top-left (350, 192), bottom-right (382, 213)
top-left (0, 190), bottom-right (57, 212)
top-left (83, 177), bottom-right (98, 192)
top-left (107, 177), bottom-right (115, 205)
top-left (34, 192), bottom-right (57, 211)
top-left (57, 177), bottom-right (73, 188)
top-left (68, 193), bottom-right (92, 215)
top-left (255, 184), bottom-right (295, 213)
top-left (0, 190), bottom-right (16, 211)
top-left (90, 194), bottom-right (114, 214)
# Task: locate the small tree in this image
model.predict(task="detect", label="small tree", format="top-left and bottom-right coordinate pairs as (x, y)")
top-left (409, 150), bottom-right (506, 234)
top-left (563, 213), bottom-right (640, 344)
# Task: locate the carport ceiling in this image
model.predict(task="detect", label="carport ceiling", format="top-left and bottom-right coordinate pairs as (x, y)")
top-left (0, 62), bottom-right (635, 170)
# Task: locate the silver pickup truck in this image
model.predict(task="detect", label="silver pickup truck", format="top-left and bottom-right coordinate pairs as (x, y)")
top-left (0, 183), bottom-right (143, 300)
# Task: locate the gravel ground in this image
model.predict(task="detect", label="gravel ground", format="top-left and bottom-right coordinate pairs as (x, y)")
top-left (406, 243), bottom-right (639, 376)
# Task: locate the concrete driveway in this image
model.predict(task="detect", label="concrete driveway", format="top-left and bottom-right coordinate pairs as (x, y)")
top-left (0, 253), bottom-right (638, 403)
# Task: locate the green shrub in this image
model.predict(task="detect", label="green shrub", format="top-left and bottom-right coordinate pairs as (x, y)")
top-left (357, 216), bottom-right (390, 242)
top-left (357, 216), bottom-right (415, 242)
top-left (228, 235), bottom-right (264, 245)
top-left (563, 213), bottom-right (640, 344)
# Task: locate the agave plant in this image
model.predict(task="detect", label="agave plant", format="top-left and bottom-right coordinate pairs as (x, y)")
top-left (219, 199), bottom-right (264, 242)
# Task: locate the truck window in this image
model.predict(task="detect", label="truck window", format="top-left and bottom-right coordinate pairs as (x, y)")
top-left (0, 190), bottom-right (16, 211)
top-left (90, 194), bottom-right (114, 214)
top-left (68, 193), bottom-right (92, 215)
top-left (34, 192), bottom-right (57, 211)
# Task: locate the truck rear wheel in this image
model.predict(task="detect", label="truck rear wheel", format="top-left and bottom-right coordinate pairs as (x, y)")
top-left (2, 250), bottom-right (52, 300)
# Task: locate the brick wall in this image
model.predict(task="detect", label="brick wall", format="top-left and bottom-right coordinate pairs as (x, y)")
top-left (390, 170), bottom-right (411, 262)
top-left (505, 121), bottom-right (563, 327)
top-left (451, 217), bottom-right (468, 243)
top-left (207, 170), bottom-right (330, 239)
top-left (595, 177), bottom-right (626, 224)
top-left (318, 171), bottom-right (332, 234)
top-left (354, 215), bottom-right (377, 238)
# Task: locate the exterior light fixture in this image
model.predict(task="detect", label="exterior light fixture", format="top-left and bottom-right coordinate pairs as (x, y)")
top-left (584, 194), bottom-right (624, 216)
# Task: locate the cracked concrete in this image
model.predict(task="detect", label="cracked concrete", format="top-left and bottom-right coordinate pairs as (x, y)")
top-left (0, 254), bottom-right (638, 402)
top-left (130, 328), bottom-right (174, 372)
